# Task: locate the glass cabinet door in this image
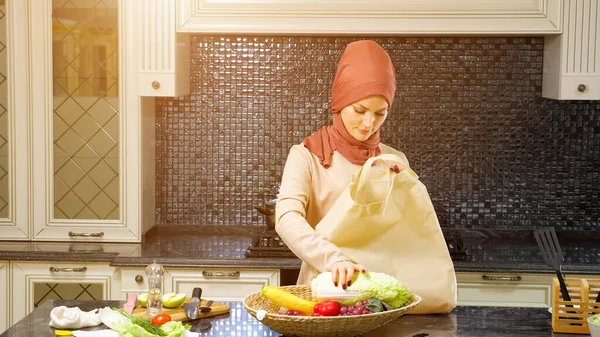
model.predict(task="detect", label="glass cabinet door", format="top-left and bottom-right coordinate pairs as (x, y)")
top-left (0, 0), bottom-right (9, 220)
top-left (33, 281), bottom-right (103, 306)
top-left (51, 0), bottom-right (120, 220)
top-left (30, 0), bottom-right (141, 241)
top-left (0, 0), bottom-right (29, 239)
top-left (11, 261), bottom-right (121, 324)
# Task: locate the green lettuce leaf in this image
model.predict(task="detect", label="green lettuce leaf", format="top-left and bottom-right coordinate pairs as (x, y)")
top-left (98, 307), bottom-right (189, 337)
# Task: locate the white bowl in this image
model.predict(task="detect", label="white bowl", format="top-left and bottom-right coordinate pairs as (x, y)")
top-left (588, 316), bottom-right (600, 337)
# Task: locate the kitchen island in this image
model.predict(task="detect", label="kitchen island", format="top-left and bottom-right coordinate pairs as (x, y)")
top-left (0, 299), bottom-right (591, 337)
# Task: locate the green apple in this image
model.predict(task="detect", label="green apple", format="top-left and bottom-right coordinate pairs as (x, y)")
top-left (162, 293), bottom-right (187, 308)
top-left (137, 293), bottom-right (148, 307)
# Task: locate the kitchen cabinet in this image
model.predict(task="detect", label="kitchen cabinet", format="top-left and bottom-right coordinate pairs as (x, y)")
top-left (10, 261), bottom-right (122, 325)
top-left (543, 0), bottom-right (600, 100)
top-left (136, 0), bottom-right (563, 98)
top-left (0, 261), bottom-right (7, 334)
top-left (135, 0), bottom-right (190, 97)
top-left (0, 0), bottom-right (30, 240)
top-left (121, 267), bottom-right (279, 301)
top-left (457, 272), bottom-right (553, 308)
top-left (24, 0), bottom-right (154, 241)
top-left (456, 272), bottom-right (600, 308)
top-left (177, 0), bottom-right (561, 35)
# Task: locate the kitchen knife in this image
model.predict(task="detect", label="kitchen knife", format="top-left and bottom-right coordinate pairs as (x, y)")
top-left (123, 293), bottom-right (137, 314)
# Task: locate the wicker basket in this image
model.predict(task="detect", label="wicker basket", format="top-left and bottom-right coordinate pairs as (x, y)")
top-left (243, 285), bottom-right (422, 337)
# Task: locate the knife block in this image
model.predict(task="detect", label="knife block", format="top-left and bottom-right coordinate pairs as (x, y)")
top-left (551, 277), bottom-right (600, 334)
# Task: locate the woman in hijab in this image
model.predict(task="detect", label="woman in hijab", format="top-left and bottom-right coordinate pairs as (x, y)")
top-left (275, 40), bottom-right (410, 288)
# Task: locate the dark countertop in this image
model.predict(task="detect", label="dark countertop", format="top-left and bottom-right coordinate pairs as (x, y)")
top-left (1, 225), bottom-right (599, 275)
top-left (0, 299), bottom-right (592, 337)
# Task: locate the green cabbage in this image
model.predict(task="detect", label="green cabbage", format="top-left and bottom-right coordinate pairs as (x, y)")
top-left (591, 313), bottom-right (600, 326)
top-left (312, 271), bottom-right (412, 309)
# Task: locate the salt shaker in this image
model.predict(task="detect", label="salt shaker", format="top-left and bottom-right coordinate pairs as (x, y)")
top-left (145, 260), bottom-right (164, 318)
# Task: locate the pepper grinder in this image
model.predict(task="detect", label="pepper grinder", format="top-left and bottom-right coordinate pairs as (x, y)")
top-left (145, 260), bottom-right (164, 318)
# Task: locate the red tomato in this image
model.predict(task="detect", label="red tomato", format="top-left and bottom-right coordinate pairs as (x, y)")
top-left (313, 302), bottom-right (323, 314)
top-left (151, 313), bottom-right (172, 326)
top-left (315, 301), bottom-right (340, 316)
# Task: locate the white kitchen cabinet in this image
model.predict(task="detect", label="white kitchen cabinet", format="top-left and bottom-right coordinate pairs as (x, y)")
top-left (543, 0), bottom-right (600, 100)
top-left (457, 272), bottom-right (553, 308)
top-left (166, 268), bottom-right (279, 302)
top-left (10, 261), bottom-right (122, 325)
top-left (456, 272), bottom-right (600, 308)
top-left (177, 0), bottom-right (561, 35)
top-left (135, 0), bottom-right (190, 97)
top-left (0, 0), bottom-right (31, 240)
top-left (26, 0), bottom-right (154, 241)
top-left (121, 267), bottom-right (279, 302)
top-left (0, 261), bottom-right (8, 334)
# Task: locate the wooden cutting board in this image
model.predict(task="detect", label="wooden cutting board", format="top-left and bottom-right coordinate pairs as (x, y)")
top-left (131, 299), bottom-right (230, 322)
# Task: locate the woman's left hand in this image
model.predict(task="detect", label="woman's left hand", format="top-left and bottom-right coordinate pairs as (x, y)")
top-left (390, 163), bottom-right (408, 174)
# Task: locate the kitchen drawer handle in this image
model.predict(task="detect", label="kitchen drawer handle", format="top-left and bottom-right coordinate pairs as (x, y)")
top-left (69, 231), bottom-right (104, 238)
top-left (577, 84), bottom-right (587, 93)
top-left (202, 271), bottom-right (240, 279)
top-left (482, 275), bottom-right (522, 282)
top-left (49, 267), bottom-right (88, 273)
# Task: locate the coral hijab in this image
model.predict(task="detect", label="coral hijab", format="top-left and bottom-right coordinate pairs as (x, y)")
top-left (303, 40), bottom-right (396, 168)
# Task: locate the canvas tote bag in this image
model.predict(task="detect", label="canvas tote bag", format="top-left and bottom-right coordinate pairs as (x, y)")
top-left (315, 154), bottom-right (457, 314)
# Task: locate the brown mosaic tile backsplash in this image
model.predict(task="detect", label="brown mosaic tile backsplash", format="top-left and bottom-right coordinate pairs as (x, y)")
top-left (155, 36), bottom-right (600, 230)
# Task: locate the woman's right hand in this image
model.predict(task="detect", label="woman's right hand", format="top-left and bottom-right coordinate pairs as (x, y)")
top-left (331, 260), bottom-right (365, 289)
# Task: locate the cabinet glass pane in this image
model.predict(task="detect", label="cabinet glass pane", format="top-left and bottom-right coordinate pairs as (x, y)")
top-left (0, 1), bottom-right (9, 219)
top-left (52, 0), bottom-right (119, 220)
top-left (34, 282), bottom-right (103, 308)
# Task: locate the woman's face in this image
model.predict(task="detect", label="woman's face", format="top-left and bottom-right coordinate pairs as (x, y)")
top-left (340, 95), bottom-right (389, 141)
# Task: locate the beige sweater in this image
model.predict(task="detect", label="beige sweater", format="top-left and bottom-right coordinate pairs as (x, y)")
top-left (275, 143), bottom-right (410, 285)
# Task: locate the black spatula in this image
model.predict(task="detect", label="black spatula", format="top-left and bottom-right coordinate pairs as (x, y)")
top-left (533, 227), bottom-right (572, 302)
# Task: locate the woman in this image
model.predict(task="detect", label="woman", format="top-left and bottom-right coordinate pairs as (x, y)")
top-left (275, 40), bottom-right (410, 288)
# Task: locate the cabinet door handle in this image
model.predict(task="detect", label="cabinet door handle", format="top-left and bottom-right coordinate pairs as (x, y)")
top-left (69, 231), bottom-right (104, 238)
top-left (482, 275), bottom-right (522, 282)
top-left (152, 81), bottom-right (161, 89)
top-left (135, 275), bottom-right (144, 284)
top-left (577, 84), bottom-right (587, 93)
top-left (202, 271), bottom-right (240, 279)
top-left (49, 267), bottom-right (88, 273)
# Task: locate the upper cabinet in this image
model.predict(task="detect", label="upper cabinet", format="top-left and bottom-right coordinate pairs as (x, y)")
top-left (0, 0), bottom-right (30, 240)
top-left (543, 1), bottom-right (600, 100)
top-left (136, 0), bottom-right (190, 97)
top-left (134, 0), bottom-right (564, 97)
top-left (25, 0), bottom-right (153, 241)
top-left (177, 0), bottom-right (562, 34)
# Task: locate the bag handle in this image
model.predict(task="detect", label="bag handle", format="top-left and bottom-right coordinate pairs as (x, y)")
top-left (362, 154), bottom-right (409, 174)
top-left (351, 154), bottom-right (412, 207)
top-left (355, 153), bottom-right (411, 191)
